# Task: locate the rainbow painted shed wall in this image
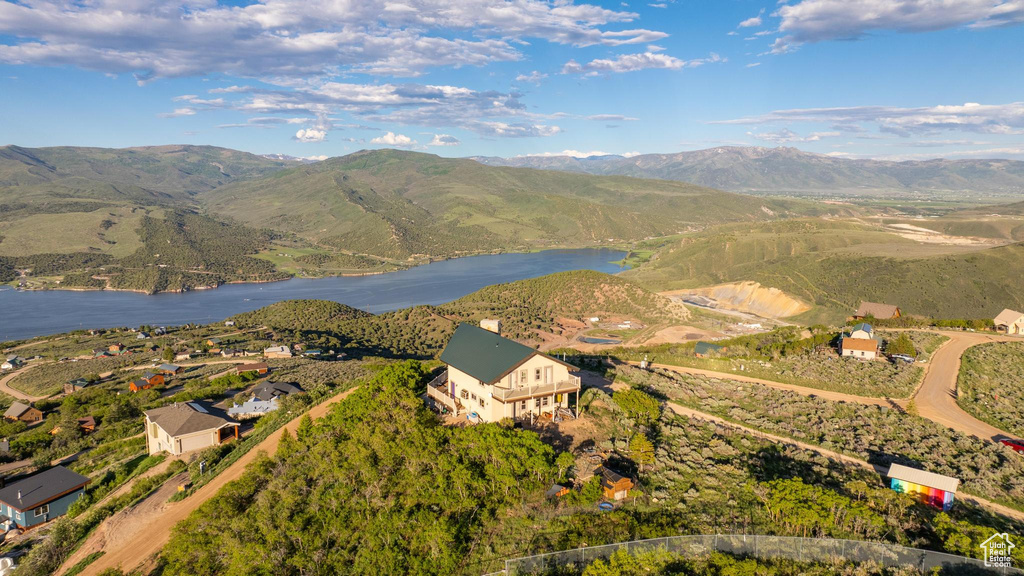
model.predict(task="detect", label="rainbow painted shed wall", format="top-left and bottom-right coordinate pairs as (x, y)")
top-left (890, 478), bottom-right (955, 511)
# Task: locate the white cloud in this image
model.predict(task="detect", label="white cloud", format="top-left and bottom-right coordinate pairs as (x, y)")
top-left (371, 131), bottom-right (416, 146)
top-left (585, 114), bottom-right (639, 121)
top-left (429, 134), bottom-right (461, 146)
top-left (515, 71), bottom-right (548, 84)
top-left (521, 149), bottom-right (641, 158)
top-left (771, 0), bottom-right (1024, 54)
top-left (747, 128), bottom-right (840, 143)
top-left (746, 62), bottom-right (762, 68)
top-left (158, 108), bottom-right (196, 118)
top-left (294, 128), bottom-right (327, 142)
top-left (562, 52), bottom-right (723, 75)
top-left (739, 8), bottom-right (765, 28)
top-left (717, 101), bottom-right (1024, 137)
top-left (0, 0), bottom-right (668, 80)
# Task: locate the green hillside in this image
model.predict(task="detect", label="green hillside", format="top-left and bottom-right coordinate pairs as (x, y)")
top-left (440, 270), bottom-right (688, 340)
top-left (625, 220), bottom-right (1024, 319)
top-left (202, 149), bottom-right (834, 260)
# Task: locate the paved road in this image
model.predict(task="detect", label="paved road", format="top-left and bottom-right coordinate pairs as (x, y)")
top-left (0, 362), bottom-right (51, 401)
top-left (910, 331), bottom-right (1019, 441)
top-left (665, 401), bottom-right (1024, 522)
top-left (68, 385), bottom-right (361, 576)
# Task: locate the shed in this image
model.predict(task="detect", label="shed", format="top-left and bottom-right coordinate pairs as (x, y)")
top-left (157, 363), bottom-right (183, 375)
top-left (545, 484), bottom-right (570, 499)
top-left (887, 463), bottom-right (959, 511)
top-left (597, 466), bottom-right (634, 501)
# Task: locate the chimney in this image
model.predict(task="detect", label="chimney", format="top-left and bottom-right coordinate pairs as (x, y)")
top-left (16, 490), bottom-right (21, 501)
top-left (480, 319), bottom-right (501, 335)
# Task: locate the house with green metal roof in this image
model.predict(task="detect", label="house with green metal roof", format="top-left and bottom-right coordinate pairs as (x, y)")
top-left (430, 322), bottom-right (581, 423)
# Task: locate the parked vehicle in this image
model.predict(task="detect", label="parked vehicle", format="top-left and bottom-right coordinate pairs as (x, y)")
top-left (999, 439), bottom-right (1024, 454)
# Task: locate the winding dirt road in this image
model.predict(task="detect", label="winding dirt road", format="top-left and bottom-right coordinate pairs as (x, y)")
top-left (633, 330), bottom-right (1021, 442)
top-left (0, 363), bottom-right (51, 402)
top-left (910, 331), bottom-right (1018, 441)
top-left (63, 385), bottom-right (361, 576)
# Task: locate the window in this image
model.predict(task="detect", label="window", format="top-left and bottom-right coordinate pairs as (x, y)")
top-left (460, 390), bottom-right (469, 399)
top-left (520, 369), bottom-right (528, 384)
top-left (542, 397), bottom-right (549, 406)
top-left (150, 422), bottom-right (158, 438)
top-left (535, 368), bottom-right (541, 381)
top-left (520, 401), bottom-right (527, 410)
top-left (34, 504), bottom-right (49, 517)
top-left (535, 398), bottom-right (542, 407)
top-left (479, 398), bottom-right (485, 407)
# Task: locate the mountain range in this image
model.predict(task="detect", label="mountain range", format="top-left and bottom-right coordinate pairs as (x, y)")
top-left (471, 146), bottom-right (1024, 198)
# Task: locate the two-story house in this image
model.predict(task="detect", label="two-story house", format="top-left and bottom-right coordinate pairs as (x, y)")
top-left (429, 322), bottom-right (581, 423)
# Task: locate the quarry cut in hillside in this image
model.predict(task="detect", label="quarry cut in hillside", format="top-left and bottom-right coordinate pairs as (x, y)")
top-left (666, 281), bottom-right (811, 318)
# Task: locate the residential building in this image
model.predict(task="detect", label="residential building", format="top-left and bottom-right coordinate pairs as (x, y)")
top-left (263, 345), bottom-right (292, 359)
top-left (64, 378), bottom-right (90, 395)
top-left (429, 322), bottom-right (581, 423)
top-left (994, 309), bottom-right (1024, 335)
top-left (157, 363), bottom-right (183, 375)
top-left (129, 378), bottom-right (154, 393)
top-left (235, 362), bottom-right (269, 375)
top-left (0, 466), bottom-right (89, 529)
top-left (854, 302), bottom-right (902, 320)
top-left (228, 381), bottom-right (302, 419)
top-left (840, 323), bottom-right (879, 360)
top-left (224, 320), bottom-right (236, 327)
top-left (141, 372), bottom-right (165, 387)
top-left (887, 463), bottom-right (958, 511)
top-left (3, 402), bottom-right (42, 423)
top-left (145, 402), bottom-right (240, 456)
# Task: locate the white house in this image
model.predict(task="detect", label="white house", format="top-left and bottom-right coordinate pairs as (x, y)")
top-left (994, 309), bottom-right (1024, 335)
top-left (428, 322), bottom-right (581, 423)
top-left (145, 402), bottom-right (239, 456)
top-left (839, 323), bottom-right (879, 360)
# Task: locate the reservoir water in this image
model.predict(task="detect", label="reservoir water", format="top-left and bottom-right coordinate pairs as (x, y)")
top-left (0, 248), bottom-right (626, 342)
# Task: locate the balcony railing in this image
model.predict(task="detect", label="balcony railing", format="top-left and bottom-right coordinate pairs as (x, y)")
top-left (426, 370), bottom-right (460, 414)
top-left (491, 375), bottom-right (581, 403)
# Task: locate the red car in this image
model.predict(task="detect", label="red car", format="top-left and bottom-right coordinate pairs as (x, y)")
top-left (1000, 439), bottom-right (1024, 454)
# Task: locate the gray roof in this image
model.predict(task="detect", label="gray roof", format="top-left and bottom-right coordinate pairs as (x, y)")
top-left (4, 402), bottom-right (32, 419)
top-left (887, 463), bottom-right (959, 493)
top-left (157, 363), bottom-right (180, 372)
top-left (0, 466), bottom-right (89, 511)
top-left (145, 403), bottom-right (237, 437)
top-left (440, 323), bottom-right (573, 385)
top-left (251, 381), bottom-right (302, 402)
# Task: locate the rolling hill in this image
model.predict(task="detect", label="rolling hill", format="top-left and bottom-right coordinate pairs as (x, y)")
top-left (201, 149), bottom-right (834, 260)
top-left (473, 146), bottom-right (1024, 198)
top-left (623, 219), bottom-right (1024, 320)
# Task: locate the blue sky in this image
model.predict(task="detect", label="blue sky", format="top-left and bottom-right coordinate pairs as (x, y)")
top-left (1, 0), bottom-right (1023, 160)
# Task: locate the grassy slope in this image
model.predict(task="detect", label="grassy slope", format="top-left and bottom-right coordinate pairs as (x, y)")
top-left (201, 149), bottom-right (837, 260)
top-left (625, 219), bottom-right (1024, 319)
top-left (957, 342), bottom-right (1024, 437)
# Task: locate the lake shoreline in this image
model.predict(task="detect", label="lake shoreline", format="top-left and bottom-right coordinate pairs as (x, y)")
top-left (0, 248), bottom-right (628, 342)
top-left (8, 245), bottom-right (623, 295)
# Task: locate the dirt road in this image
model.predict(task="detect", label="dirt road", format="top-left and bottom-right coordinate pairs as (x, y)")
top-left (65, 385), bottom-right (362, 576)
top-left (910, 331), bottom-right (1018, 441)
top-left (0, 362), bottom-right (51, 401)
top-left (630, 329), bottom-right (1022, 442)
top-left (629, 361), bottom-right (897, 408)
top-left (665, 401), bottom-right (1024, 522)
